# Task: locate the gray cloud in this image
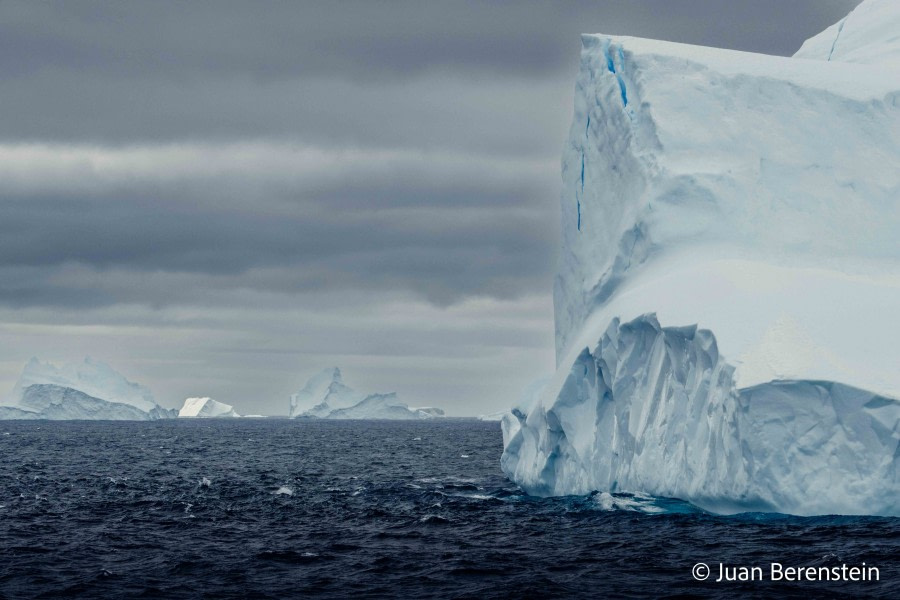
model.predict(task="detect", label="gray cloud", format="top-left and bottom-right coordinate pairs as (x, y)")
top-left (0, 143), bottom-right (557, 306)
top-left (0, 1), bottom-right (859, 81)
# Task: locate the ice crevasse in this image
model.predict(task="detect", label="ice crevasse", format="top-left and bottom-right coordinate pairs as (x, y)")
top-left (501, 0), bottom-right (900, 516)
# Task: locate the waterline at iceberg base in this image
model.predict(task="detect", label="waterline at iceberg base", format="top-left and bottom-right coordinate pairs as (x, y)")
top-left (502, 0), bottom-right (900, 517)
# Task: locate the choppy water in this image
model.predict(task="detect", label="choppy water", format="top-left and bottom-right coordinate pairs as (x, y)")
top-left (0, 419), bottom-right (897, 598)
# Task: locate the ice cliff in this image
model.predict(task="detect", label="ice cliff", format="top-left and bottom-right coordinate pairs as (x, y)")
top-left (290, 368), bottom-right (444, 420)
top-left (0, 357), bottom-right (175, 420)
top-left (502, 0), bottom-right (900, 516)
top-left (178, 397), bottom-right (240, 418)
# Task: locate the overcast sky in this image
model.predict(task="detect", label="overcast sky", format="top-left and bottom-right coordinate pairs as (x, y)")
top-left (0, 0), bottom-right (859, 415)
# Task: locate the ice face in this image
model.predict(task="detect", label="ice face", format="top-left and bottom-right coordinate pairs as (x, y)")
top-left (504, 0), bottom-right (900, 516)
top-left (554, 28), bottom-right (900, 373)
top-left (9, 384), bottom-right (175, 421)
top-left (290, 368), bottom-right (444, 420)
top-left (178, 397), bottom-right (240, 418)
top-left (502, 314), bottom-right (900, 516)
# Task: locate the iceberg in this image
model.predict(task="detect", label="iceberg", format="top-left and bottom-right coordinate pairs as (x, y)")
top-left (289, 367), bottom-right (364, 418)
top-left (502, 0), bottom-right (900, 516)
top-left (477, 411), bottom-right (508, 422)
top-left (178, 397), bottom-right (240, 418)
top-left (0, 357), bottom-right (176, 420)
top-left (290, 368), bottom-right (444, 420)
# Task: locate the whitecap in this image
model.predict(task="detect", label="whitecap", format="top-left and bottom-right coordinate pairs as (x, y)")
top-left (274, 486), bottom-right (294, 496)
top-left (457, 493), bottom-right (493, 501)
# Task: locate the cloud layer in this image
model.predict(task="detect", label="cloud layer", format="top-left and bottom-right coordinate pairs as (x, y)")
top-left (0, 0), bottom-right (859, 414)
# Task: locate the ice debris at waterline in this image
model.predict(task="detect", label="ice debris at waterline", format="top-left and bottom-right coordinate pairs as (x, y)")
top-left (289, 367), bottom-right (444, 420)
top-left (0, 357), bottom-right (175, 420)
top-left (178, 397), bottom-right (240, 418)
top-left (502, 0), bottom-right (900, 517)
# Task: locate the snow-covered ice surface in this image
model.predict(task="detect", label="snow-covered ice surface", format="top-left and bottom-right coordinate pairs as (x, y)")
top-left (290, 368), bottom-right (444, 420)
top-left (178, 397), bottom-right (240, 418)
top-left (0, 358), bottom-right (175, 420)
top-left (794, 0), bottom-right (900, 65)
top-left (502, 0), bottom-right (900, 516)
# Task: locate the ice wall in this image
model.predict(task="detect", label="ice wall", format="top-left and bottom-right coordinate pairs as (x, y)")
top-left (502, 314), bottom-right (899, 516)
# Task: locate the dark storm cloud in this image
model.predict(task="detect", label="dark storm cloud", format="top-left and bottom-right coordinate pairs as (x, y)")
top-left (0, 1), bottom-right (859, 144)
top-left (0, 143), bottom-right (557, 306)
top-left (1, 1), bottom-right (859, 80)
top-left (0, 73), bottom-right (572, 153)
top-left (0, 211), bottom-right (556, 308)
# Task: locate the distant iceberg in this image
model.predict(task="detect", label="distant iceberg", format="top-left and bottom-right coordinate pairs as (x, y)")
top-left (477, 411), bottom-right (507, 422)
top-left (178, 397), bottom-right (240, 418)
top-left (290, 368), bottom-right (444, 420)
top-left (502, 0), bottom-right (900, 516)
top-left (0, 357), bottom-right (176, 420)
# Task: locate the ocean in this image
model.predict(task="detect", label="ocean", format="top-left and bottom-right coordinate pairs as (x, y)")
top-left (0, 419), bottom-right (897, 598)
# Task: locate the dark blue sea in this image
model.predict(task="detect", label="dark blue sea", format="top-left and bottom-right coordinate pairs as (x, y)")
top-left (0, 419), bottom-right (897, 599)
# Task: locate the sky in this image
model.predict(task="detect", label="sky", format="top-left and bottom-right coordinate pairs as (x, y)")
top-left (0, 0), bottom-right (860, 416)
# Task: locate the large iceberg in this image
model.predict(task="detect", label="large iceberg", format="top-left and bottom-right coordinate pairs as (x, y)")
top-left (0, 357), bottom-right (176, 420)
top-left (290, 367), bottom-right (444, 420)
top-left (502, 0), bottom-right (900, 516)
top-left (178, 397), bottom-right (240, 418)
